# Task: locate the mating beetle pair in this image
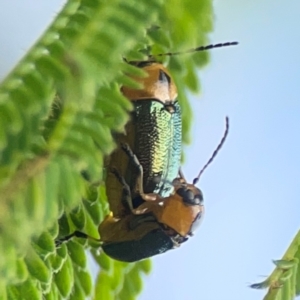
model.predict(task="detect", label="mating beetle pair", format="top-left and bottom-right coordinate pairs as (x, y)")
top-left (57, 42), bottom-right (235, 262)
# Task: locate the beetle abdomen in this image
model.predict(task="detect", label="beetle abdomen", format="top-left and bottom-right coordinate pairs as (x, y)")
top-left (102, 228), bottom-right (174, 262)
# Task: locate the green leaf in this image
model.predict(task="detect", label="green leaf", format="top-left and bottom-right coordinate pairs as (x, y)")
top-left (24, 246), bottom-right (51, 284)
top-left (48, 252), bottom-right (65, 274)
top-left (67, 240), bottom-right (87, 268)
top-left (48, 222), bottom-right (59, 240)
top-left (136, 259), bottom-right (152, 275)
top-left (14, 258), bottom-right (29, 284)
top-left (94, 272), bottom-right (113, 300)
top-left (54, 255), bottom-right (74, 298)
top-left (92, 251), bottom-right (112, 272)
top-left (15, 278), bottom-right (41, 300)
top-left (32, 231), bottom-right (56, 257)
top-left (75, 269), bottom-right (92, 296)
top-left (69, 280), bottom-right (86, 300)
top-left (251, 231), bottom-right (300, 300)
top-left (58, 213), bottom-right (71, 237)
top-left (83, 199), bottom-right (103, 226)
top-left (69, 203), bottom-right (86, 231)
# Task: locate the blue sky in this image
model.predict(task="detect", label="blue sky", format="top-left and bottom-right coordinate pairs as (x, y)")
top-left (1, 1), bottom-right (300, 300)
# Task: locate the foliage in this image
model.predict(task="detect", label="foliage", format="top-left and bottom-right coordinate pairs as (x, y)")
top-left (250, 231), bottom-right (300, 300)
top-left (0, 0), bottom-right (214, 299)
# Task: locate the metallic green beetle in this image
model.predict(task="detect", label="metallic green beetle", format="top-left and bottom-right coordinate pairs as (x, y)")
top-left (106, 42), bottom-right (237, 219)
top-left (106, 61), bottom-right (182, 218)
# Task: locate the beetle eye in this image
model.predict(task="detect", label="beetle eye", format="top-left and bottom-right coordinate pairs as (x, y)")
top-left (177, 188), bottom-right (204, 206)
top-left (194, 193), bottom-right (204, 205)
top-left (184, 189), bottom-right (194, 203)
top-left (176, 187), bottom-right (186, 198)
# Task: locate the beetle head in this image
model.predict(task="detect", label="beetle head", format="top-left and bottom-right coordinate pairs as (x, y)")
top-left (173, 177), bottom-right (204, 206)
top-left (156, 178), bottom-right (204, 237)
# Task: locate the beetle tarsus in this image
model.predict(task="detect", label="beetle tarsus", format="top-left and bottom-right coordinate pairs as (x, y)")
top-left (120, 143), bottom-right (154, 202)
top-left (121, 143), bottom-right (142, 172)
top-left (111, 167), bottom-right (134, 211)
top-left (55, 230), bottom-right (89, 246)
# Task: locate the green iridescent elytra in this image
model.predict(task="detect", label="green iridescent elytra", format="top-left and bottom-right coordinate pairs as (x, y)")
top-left (106, 99), bottom-right (181, 215)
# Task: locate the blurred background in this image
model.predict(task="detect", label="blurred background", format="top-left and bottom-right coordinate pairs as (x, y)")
top-left (0, 1), bottom-right (299, 299)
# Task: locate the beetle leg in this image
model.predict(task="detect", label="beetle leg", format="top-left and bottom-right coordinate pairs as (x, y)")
top-left (132, 198), bottom-right (163, 214)
top-left (111, 167), bottom-right (134, 211)
top-left (55, 231), bottom-right (100, 247)
top-left (120, 143), bottom-right (157, 202)
top-left (128, 214), bottom-right (157, 230)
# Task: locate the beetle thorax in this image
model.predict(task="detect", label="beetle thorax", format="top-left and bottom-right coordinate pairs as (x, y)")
top-left (156, 193), bottom-right (203, 237)
top-left (122, 63), bottom-right (178, 104)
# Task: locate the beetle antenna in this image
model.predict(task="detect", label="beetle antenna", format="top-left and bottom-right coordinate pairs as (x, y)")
top-left (193, 116), bottom-right (229, 185)
top-left (149, 42), bottom-right (238, 58)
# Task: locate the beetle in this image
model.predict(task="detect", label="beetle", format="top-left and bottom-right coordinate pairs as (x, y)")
top-left (106, 63), bottom-right (181, 218)
top-left (56, 42), bottom-right (236, 261)
top-left (106, 42), bottom-right (237, 219)
top-left (99, 117), bottom-right (228, 262)
top-left (56, 117), bottom-right (229, 262)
